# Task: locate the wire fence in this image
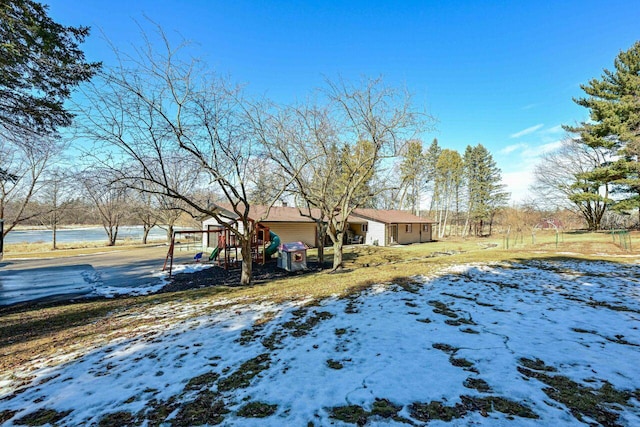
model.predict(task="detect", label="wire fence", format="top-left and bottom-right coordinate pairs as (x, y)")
top-left (611, 229), bottom-right (632, 251)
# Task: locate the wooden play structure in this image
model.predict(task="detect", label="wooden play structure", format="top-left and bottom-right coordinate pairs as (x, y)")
top-left (162, 224), bottom-right (280, 277)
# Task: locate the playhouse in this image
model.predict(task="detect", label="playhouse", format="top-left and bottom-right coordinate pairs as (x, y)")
top-left (277, 241), bottom-right (307, 272)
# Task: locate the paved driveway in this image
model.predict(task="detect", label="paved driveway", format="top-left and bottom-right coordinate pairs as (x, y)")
top-left (0, 245), bottom-right (195, 306)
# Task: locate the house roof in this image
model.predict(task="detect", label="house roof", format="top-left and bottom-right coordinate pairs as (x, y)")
top-left (210, 203), bottom-right (320, 223)
top-left (206, 203), bottom-right (433, 225)
top-left (352, 208), bottom-right (436, 224)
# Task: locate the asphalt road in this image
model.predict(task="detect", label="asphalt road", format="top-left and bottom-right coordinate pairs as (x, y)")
top-left (0, 245), bottom-right (196, 306)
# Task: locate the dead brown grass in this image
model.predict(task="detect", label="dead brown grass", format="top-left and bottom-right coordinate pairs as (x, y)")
top-left (3, 239), bottom-right (166, 258)
top-left (1, 232), bottom-right (638, 381)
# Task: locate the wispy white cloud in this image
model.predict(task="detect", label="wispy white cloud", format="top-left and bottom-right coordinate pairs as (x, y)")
top-left (540, 140), bottom-right (563, 152)
top-left (541, 124), bottom-right (564, 136)
top-left (522, 140), bottom-right (563, 158)
top-left (510, 124), bottom-right (544, 139)
top-left (521, 103), bottom-right (540, 110)
top-left (500, 143), bottom-right (528, 155)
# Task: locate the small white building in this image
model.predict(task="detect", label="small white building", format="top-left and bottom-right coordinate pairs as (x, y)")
top-left (349, 209), bottom-right (435, 246)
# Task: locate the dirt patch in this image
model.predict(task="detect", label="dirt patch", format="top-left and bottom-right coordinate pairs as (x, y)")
top-left (97, 410), bottom-right (136, 427)
top-left (171, 390), bottom-right (228, 426)
top-left (160, 260), bottom-right (329, 293)
top-left (217, 353), bottom-right (271, 392)
top-left (409, 395), bottom-right (538, 422)
top-left (237, 401), bottom-right (278, 418)
top-left (14, 408), bottom-right (72, 426)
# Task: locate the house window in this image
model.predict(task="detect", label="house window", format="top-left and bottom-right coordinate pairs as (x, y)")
top-left (405, 224), bottom-right (412, 233)
top-left (423, 224), bottom-right (429, 232)
top-left (362, 224), bottom-right (368, 232)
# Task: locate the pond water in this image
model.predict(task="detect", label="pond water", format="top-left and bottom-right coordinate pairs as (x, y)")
top-left (4, 226), bottom-right (172, 244)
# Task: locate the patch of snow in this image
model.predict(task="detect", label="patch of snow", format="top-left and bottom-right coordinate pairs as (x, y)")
top-left (92, 263), bottom-right (212, 298)
top-left (1, 260), bottom-right (639, 426)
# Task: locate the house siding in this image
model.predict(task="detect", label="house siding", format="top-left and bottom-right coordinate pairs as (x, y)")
top-left (365, 221), bottom-right (386, 246)
top-left (261, 222), bottom-right (317, 248)
top-left (422, 224), bottom-right (433, 242)
top-left (398, 223), bottom-right (421, 245)
top-left (398, 223), bottom-right (434, 244)
top-left (202, 217), bottom-right (242, 248)
top-left (202, 206), bottom-right (435, 250)
top-left (358, 221), bottom-right (433, 246)
top-left (202, 218), bottom-right (317, 248)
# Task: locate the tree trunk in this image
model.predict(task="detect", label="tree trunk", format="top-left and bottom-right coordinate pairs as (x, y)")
top-left (240, 237), bottom-right (253, 285)
top-left (166, 224), bottom-right (174, 242)
top-left (332, 236), bottom-right (344, 271)
top-left (52, 223), bottom-right (57, 250)
top-left (316, 221), bottom-right (326, 268)
top-left (440, 203), bottom-right (449, 238)
top-left (142, 224), bottom-right (151, 244)
top-left (462, 214), bottom-right (470, 238)
top-left (108, 227), bottom-right (118, 246)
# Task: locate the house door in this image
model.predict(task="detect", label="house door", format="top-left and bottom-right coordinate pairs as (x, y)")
top-left (388, 225), bottom-right (398, 245)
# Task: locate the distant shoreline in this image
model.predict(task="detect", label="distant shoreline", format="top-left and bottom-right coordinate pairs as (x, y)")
top-left (3, 225), bottom-right (178, 246)
top-left (10, 224), bottom-right (172, 231)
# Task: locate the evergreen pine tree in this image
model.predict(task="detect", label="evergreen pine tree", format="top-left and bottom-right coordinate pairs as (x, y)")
top-left (399, 139), bottom-right (427, 214)
top-left (463, 144), bottom-right (508, 236)
top-left (0, 0), bottom-right (100, 139)
top-left (565, 41), bottom-right (640, 221)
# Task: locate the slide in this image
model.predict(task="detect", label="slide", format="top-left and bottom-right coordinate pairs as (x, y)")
top-left (209, 246), bottom-right (220, 261)
top-left (265, 231), bottom-right (280, 257)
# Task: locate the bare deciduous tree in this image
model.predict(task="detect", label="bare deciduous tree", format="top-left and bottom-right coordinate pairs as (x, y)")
top-left (533, 138), bottom-right (611, 230)
top-left (78, 24), bottom-right (289, 285)
top-left (81, 169), bottom-right (128, 246)
top-left (129, 182), bottom-right (158, 245)
top-left (0, 135), bottom-right (61, 237)
top-left (256, 77), bottom-right (430, 270)
top-left (38, 167), bottom-right (75, 249)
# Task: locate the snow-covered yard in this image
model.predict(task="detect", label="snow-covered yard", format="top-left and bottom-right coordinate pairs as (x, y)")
top-left (1, 259), bottom-right (639, 426)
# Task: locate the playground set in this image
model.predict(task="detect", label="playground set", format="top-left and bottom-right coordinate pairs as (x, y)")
top-left (162, 224), bottom-right (280, 277)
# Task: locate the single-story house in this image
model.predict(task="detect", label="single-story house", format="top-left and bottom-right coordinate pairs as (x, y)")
top-left (201, 204), bottom-right (436, 249)
top-left (350, 208), bottom-right (436, 246)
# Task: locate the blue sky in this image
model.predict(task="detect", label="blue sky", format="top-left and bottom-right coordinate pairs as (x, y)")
top-left (48, 0), bottom-right (640, 202)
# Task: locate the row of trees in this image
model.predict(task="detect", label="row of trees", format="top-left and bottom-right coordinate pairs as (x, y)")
top-left (534, 41), bottom-right (640, 231)
top-left (1, 4), bottom-right (508, 286)
top-left (76, 24), bottom-right (435, 284)
top-left (78, 25), bottom-right (512, 282)
top-left (1, 161), bottom-right (196, 248)
top-left (390, 139), bottom-right (508, 238)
